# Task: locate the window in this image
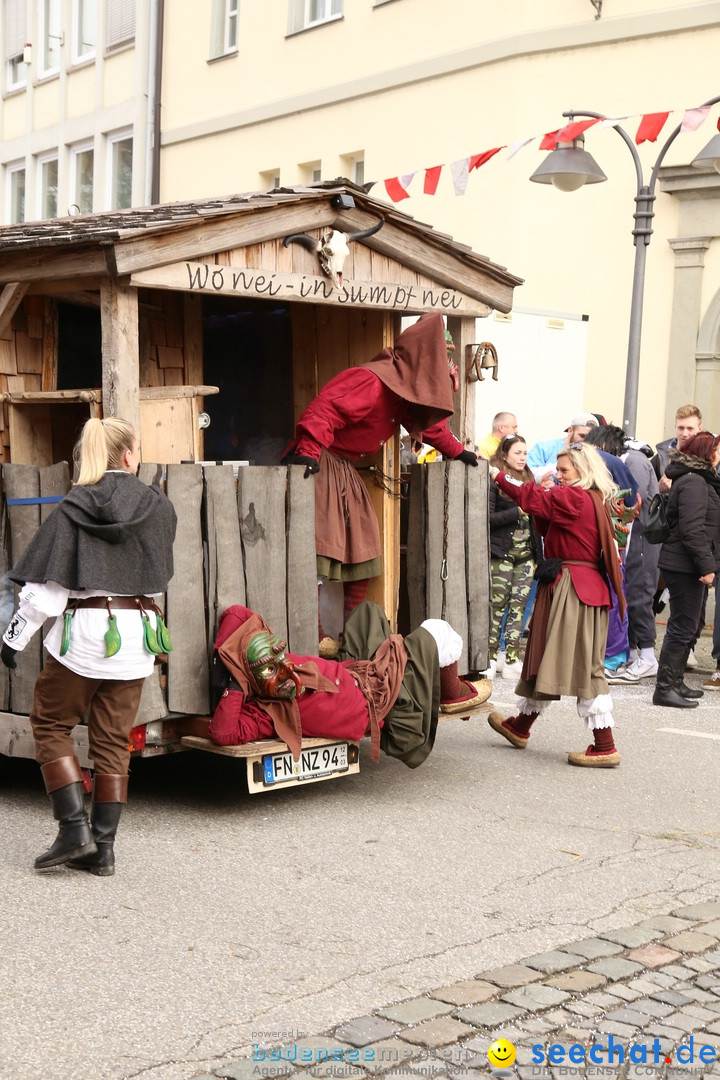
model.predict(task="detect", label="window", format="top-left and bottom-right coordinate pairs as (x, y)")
top-left (4, 0), bottom-right (28, 90)
top-left (106, 0), bottom-right (135, 50)
top-left (108, 130), bottom-right (133, 209)
top-left (341, 152), bottom-right (365, 187)
top-left (72, 0), bottom-right (96, 62)
top-left (7, 164), bottom-right (26, 223)
top-left (260, 168), bottom-right (281, 190)
top-left (301, 161), bottom-right (321, 184)
top-left (70, 142), bottom-right (94, 213)
top-left (287, 0), bottom-right (342, 34)
top-left (304, 0), bottom-right (342, 26)
top-left (38, 154), bottom-right (59, 219)
top-left (40, 0), bottom-right (62, 76)
top-left (210, 0), bottom-right (238, 57)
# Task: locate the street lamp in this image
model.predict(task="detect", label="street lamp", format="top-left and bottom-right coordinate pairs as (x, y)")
top-left (529, 96), bottom-right (720, 437)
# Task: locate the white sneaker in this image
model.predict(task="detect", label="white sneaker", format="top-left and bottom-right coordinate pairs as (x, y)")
top-left (501, 659), bottom-right (524, 680)
top-left (495, 651), bottom-right (505, 675)
top-left (605, 666), bottom-right (636, 684)
top-left (481, 658), bottom-right (497, 680)
top-left (623, 655), bottom-right (658, 679)
top-left (686, 649), bottom-right (699, 670)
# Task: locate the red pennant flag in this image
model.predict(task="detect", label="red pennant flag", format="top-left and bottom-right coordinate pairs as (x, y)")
top-left (469, 147), bottom-right (502, 171)
top-left (556, 118), bottom-right (601, 142)
top-left (424, 166), bottom-right (442, 194)
top-left (384, 177), bottom-right (410, 202)
top-left (540, 129), bottom-right (561, 151)
top-left (635, 112), bottom-right (670, 144)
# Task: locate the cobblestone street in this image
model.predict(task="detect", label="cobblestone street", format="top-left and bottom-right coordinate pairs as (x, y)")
top-left (206, 902), bottom-right (720, 1080)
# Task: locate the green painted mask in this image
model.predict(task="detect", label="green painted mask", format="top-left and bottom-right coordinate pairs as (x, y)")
top-left (247, 631), bottom-right (302, 699)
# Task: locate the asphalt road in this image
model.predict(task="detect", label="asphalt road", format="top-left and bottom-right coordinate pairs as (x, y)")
top-left (1, 660), bottom-right (720, 1080)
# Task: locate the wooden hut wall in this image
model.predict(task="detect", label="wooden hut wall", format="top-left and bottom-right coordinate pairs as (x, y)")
top-left (406, 460), bottom-right (490, 673)
top-left (0, 461), bottom-right (318, 722)
top-left (0, 296), bottom-right (49, 461)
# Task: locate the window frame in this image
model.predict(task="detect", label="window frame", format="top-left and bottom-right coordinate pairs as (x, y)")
top-left (36, 151), bottom-right (59, 220)
top-left (106, 128), bottom-right (133, 211)
top-left (69, 140), bottom-right (95, 214)
top-left (72, 0), bottom-right (97, 64)
top-left (209, 0), bottom-right (239, 59)
top-left (287, 0), bottom-right (342, 35)
top-left (303, 0), bottom-right (342, 29)
top-left (6, 161), bottom-right (26, 224)
top-left (5, 0), bottom-right (29, 91)
top-left (39, 0), bottom-right (63, 78)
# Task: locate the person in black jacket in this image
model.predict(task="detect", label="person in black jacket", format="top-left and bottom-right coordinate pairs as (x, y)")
top-left (487, 435), bottom-right (542, 680)
top-left (653, 431), bottom-right (720, 708)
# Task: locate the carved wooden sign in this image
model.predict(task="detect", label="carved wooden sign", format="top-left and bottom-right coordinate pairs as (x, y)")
top-left (129, 261), bottom-right (490, 316)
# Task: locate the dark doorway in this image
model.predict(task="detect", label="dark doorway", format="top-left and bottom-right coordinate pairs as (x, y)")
top-left (57, 301), bottom-right (102, 389)
top-left (202, 298), bottom-right (294, 465)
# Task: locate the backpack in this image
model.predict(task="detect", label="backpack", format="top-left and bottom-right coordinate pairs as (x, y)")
top-left (644, 492), bottom-right (670, 544)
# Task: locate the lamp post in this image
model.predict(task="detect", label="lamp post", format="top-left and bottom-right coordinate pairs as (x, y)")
top-left (529, 96), bottom-right (720, 437)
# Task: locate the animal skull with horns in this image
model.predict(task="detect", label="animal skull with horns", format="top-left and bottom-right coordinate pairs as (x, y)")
top-left (283, 217), bottom-right (384, 290)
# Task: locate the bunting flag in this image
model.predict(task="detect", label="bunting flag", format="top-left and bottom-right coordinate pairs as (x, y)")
top-left (450, 158), bottom-right (470, 195)
top-left (507, 136), bottom-right (534, 159)
top-left (539, 129), bottom-right (561, 151)
top-left (681, 106), bottom-right (711, 132)
top-left (375, 99), bottom-right (720, 200)
top-left (556, 118), bottom-right (601, 143)
top-left (469, 147), bottom-right (502, 170)
top-left (423, 165), bottom-right (442, 194)
top-left (635, 111), bottom-right (670, 144)
top-left (384, 173), bottom-right (415, 202)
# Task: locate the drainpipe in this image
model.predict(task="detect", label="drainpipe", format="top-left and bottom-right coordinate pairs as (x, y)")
top-left (144, 0), bottom-right (164, 206)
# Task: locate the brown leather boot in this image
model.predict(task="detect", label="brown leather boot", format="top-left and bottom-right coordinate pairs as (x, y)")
top-left (35, 756), bottom-right (96, 870)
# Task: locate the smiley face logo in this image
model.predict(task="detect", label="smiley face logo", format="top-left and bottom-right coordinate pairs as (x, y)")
top-left (487, 1039), bottom-right (516, 1070)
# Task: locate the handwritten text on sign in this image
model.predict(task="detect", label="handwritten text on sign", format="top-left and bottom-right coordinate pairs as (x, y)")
top-left (129, 262), bottom-right (489, 315)
top-left (184, 261), bottom-right (466, 311)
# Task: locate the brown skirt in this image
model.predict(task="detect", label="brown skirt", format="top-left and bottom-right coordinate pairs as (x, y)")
top-left (314, 450), bottom-right (383, 569)
top-left (515, 569), bottom-right (609, 700)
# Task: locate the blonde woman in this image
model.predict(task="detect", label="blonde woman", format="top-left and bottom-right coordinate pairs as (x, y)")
top-left (486, 443), bottom-right (625, 767)
top-left (1, 418), bottom-right (177, 874)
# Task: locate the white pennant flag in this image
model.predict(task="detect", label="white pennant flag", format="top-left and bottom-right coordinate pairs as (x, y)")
top-left (599, 116), bottom-right (629, 129)
top-left (681, 106), bottom-right (711, 132)
top-left (401, 171), bottom-right (416, 189)
top-left (450, 158), bottom-right (470, 195)
top-left (507, 136), bottom-right (534, 160)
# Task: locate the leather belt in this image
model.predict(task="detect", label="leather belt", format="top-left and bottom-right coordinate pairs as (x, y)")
top-left (65, 595), bottom-right (157, 611)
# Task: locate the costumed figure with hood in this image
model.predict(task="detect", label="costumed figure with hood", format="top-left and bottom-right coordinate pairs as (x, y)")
top-left (485, 443), bottom-right (625, 768)
top-left (1, 418), bottom-right (177, 875)
top-left (281, 313), bottom-right (478, 654)
top-left (209, 600), bottom-right (491, 769)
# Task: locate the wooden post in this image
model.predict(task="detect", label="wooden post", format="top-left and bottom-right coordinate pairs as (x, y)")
top-left (101, 282), bottom-right (140, 430)
top-left (446, 315), bottom-right (477, 449)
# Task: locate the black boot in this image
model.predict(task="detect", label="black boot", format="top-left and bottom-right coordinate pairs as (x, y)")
top-left (35, 756), bottom-right (97, 870)
top-left (653, 649), bottom-right (699, 709)
top-left (68, 773), bottom-right (127, 877)
top-left (676, 648), bottom-right (704, 699)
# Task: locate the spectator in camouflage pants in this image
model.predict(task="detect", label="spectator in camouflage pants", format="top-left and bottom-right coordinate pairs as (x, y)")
top-left (487, 436), bottom-right (542, 680)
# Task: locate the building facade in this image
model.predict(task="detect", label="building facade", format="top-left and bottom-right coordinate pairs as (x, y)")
top-left (2, 1), bottom-right (720, 444)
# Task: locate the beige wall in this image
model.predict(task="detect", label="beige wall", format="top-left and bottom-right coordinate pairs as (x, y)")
top-left (159, 0), bottom-right (720, 446)
top-left (0, 0), bottom-right (153, 217)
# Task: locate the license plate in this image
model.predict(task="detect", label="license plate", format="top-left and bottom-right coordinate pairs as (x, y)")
top-left (263, 742), bottom-right (349, 785)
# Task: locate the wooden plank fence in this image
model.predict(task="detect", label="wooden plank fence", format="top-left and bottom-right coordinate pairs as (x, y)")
top-left (0, 459), bottom-right (489, 718)
top-left (0, 462), bottom-right (319, 721)
top-left (406, 459), bottom-right (490, 673)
